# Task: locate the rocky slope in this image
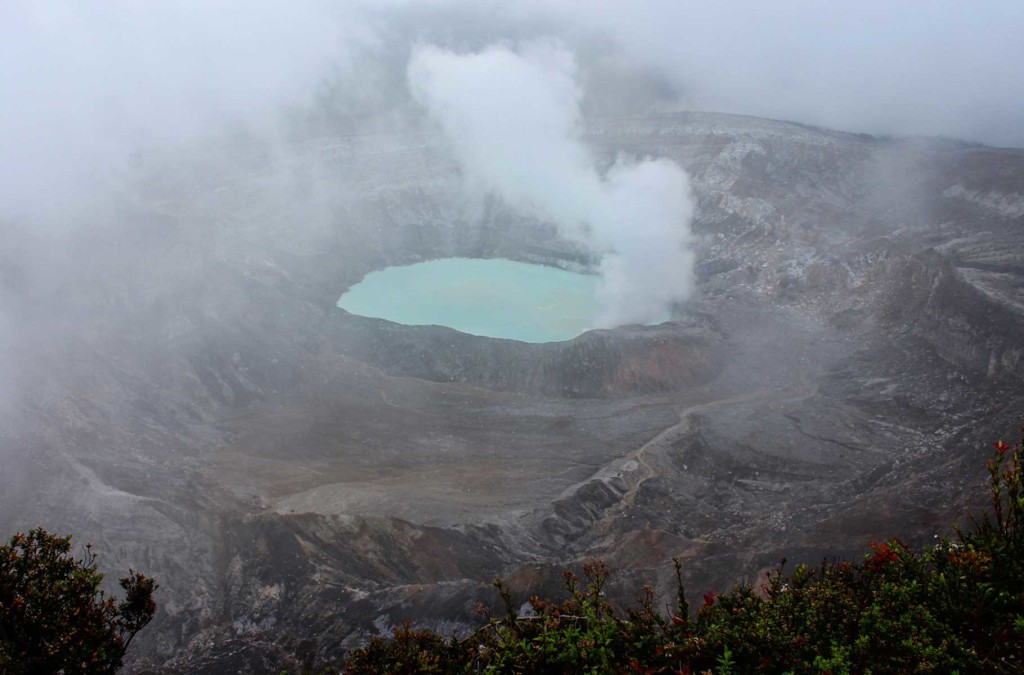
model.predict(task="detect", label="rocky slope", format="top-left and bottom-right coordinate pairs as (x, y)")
top-left (1, 112), bottom-right (1022, 671)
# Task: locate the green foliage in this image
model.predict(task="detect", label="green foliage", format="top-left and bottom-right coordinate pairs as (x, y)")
top-left (467, 562), bottom-right (638, 674)
top-left (0, 528), bottom-right (157, 674)
top-left (344, 430), bottom-right (1024, 673)
top-left (344, 620), bottom-right (464, 674)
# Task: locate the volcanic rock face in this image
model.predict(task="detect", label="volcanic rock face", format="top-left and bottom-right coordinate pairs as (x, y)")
top-left (329, 315), bottom-right (724, 398)
top-left (2, 112), bottom-right (1023, 671)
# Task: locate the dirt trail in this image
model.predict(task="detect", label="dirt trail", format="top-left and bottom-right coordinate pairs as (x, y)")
top-left (623, 383), bottom-right (821, 505)
top-left (620, 391), bottom-right (765, 506)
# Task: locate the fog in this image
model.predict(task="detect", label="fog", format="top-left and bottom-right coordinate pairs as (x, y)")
top-left (3, 0), bottom-right (1022, 224)
top-left (0, 2), bottom-right (369, 222)
top-left (2, 2), bottom-right (1023, 667)
top-left (1, 0), bottom-right (1020, 432)
top-left (545, 0), bottom-right (1024, 147)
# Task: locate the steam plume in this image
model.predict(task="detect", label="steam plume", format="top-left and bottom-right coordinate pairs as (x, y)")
top-left (408, 41), bottom-right (694, 328)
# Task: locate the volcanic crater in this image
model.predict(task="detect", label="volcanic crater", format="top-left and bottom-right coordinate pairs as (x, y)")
top-left (3, 112), bottom-right (1024, 672)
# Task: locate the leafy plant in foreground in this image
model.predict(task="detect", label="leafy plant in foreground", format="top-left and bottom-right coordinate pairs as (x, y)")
top-left (0, 528), bottom-right (157, 674)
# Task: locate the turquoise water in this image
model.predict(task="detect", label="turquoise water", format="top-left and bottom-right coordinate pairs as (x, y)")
top-left (337, 258), bottom-right (600, 343)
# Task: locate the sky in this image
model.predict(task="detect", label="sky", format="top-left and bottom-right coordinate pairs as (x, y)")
top-left (543, 0), bottom-right (1024, 146)
top-left (1, 0), bottom-right (1022, 222)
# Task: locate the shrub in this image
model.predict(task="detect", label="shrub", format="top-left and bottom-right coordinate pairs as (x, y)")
top-left (0, 528), bottom-right (157, 674)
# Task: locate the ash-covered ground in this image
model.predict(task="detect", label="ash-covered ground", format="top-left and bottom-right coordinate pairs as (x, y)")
top-left (2, 112), bottom-right (1022, 672)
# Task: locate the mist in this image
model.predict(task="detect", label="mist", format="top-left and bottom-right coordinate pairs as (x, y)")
top-left (540, 0), bottom-right (1024, 147)
top-left (408, 42), bottom-right (694, 326)
top-left (0, 1), bottom-right (368, 223)
top-left (4, 0), bottom-right (1023, 227)
top-left (2, 1), bottom-right (1024, 669)
top-left (1, 0), bottom-right (1020, 418)
top-left (1, 0), bottom-right (1020, 445)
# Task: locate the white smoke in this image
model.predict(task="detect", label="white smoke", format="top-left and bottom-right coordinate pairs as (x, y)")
top-left (407, 41), bottom-right (694, 328)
